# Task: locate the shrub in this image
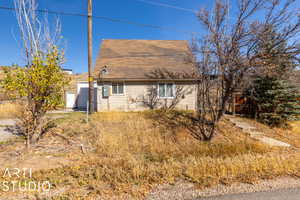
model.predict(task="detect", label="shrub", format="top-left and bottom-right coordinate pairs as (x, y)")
top-left (244, 76), bottom-right (300, 127)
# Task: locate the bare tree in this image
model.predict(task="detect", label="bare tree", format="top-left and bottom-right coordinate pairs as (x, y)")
top-left (182, 0), bottom-right (300, 141)
top-left (163, 85), bottom-right (191, 110)
top-left (142, 68), bottom-right (194, 110)
top-left (14, 0), bottom-right (61, 64)
top-left (249, 1), bottom-right (300, 77)
top-left (142, 84), bottom-right (191, 110)
top-left (171, 0), bottom-right (265, 141)
top-left (141, 86), bottom-right (160, 110)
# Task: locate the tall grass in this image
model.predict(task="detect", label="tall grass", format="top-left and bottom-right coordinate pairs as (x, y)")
top-left (290, 121), bottom-right (300, 134)
top-left (9, 112), bottom-right (300, 199)
top-left (0, 102), bottom-right (19, 119)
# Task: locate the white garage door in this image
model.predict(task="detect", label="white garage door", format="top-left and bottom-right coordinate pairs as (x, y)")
top-left (66, 93), bottom-right (76, 108)
top-left (76, 82), bottom-right (98, 110)
top-left (77, 87), bottom-right (88, 109)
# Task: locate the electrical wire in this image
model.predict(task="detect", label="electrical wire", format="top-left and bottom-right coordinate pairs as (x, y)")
top-left (133, 0), bottom-right (197, 14)
top-left (0, 5), bottom-right (198, 34)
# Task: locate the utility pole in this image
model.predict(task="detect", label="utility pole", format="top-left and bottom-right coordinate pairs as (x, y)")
top-left (88, 0), bottom-right (94, 113)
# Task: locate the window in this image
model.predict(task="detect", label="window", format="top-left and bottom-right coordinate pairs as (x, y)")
top-left (112, 83), bottom-right (124, 95)
top-left (102, 85), bottom-right (110, 98)
top-left (158, 83), bottom-right (175, 98)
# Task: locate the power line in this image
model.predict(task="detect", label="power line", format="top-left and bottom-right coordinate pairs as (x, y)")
top-left (133, 0), bottom-right (197, 14)
top-left (0, 6), bottom-right (86, 17)
top-left (0, 6), bottom-right (198, 35)
top-left (133, 0), bottom-right (237, 21)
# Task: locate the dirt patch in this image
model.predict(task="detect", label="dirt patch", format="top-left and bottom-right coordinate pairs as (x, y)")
top-left (0, 130), bottom-right (85, 172)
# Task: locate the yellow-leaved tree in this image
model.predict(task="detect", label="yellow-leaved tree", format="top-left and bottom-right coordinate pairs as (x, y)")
top-left (2, 47), bottom-right (69, 148)
top-left (1, 0), bottom-right (69, 148)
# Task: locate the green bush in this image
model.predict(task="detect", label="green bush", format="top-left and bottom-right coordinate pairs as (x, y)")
top-left (245, 76), bottom-right (300, 127)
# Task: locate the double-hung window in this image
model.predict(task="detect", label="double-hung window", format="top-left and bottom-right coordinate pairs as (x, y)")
top-left (112, 83), bottom-right (124, 95)
top-left (158, 83), bottom-right (175, 98)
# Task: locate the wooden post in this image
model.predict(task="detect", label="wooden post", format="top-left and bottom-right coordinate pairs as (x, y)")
top-left (88, 0), bottom-right (94, 114)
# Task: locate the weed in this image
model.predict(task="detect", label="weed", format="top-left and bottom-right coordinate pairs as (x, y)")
top-left (25, 112), bottom-right (300, 199)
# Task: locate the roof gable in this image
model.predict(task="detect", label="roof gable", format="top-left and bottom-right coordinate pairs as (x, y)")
top-left (94, 39), bottom-right (196, 80)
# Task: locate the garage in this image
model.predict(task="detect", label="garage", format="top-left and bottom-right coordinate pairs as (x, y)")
top-left (65, 92), bottom-right (76, 109)
top-left (76, 82), bottom-right (97, 110)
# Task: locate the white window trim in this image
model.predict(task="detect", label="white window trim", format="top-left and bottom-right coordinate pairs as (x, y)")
top-left (157, 82), bottom-right (176, 99)
top-left (111, 82), bottom-right (125, 96)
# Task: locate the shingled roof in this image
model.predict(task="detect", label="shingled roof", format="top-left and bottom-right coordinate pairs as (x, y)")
top-left (94, 39), bottom-right (196, 80)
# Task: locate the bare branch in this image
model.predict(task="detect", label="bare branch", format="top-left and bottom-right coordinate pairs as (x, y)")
top-left (14, 0), bottom-right (62, 64)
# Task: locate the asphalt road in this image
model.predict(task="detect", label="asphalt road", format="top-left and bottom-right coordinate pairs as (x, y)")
top-left (198, 188), bottom-right (300, 200)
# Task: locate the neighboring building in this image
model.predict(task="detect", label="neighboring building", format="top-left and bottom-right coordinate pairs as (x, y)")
top-left (62, 68), bottom-right (73, 75)
top-left (64, 73), bottom-right (89, 109)
top-left (92, 39), bottom-right (198, 111)
top-left (0, 66), bottom-right (92, 108)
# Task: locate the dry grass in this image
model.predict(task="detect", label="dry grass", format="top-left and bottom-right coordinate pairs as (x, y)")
top-left (0, 102), bottom-right (20, 119)
top-left (290, 121), bottom-right (300, 134)
top-left (16, 112), bottom-right (297, 199)
top-left (0, 112), bottom-right (299, 199)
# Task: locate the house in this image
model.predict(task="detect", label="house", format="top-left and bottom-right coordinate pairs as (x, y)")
top-left (63, 72), bottom-right (98, 110)
top-left (92, 39), bottom-right (198, 111)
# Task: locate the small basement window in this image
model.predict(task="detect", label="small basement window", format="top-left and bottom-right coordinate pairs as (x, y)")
top-left (158, 83), bottom-right (175, 98)
top-left (112, 83), bottom-right (124, 95)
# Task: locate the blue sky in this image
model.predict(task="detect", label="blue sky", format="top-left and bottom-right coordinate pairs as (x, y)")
top-left (0, 0), bottom-right (299, 73)
top-left (0, 0), bottom-right (211, 73)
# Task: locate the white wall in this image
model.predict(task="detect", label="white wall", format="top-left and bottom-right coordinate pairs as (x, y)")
top-left (65, 92), bottom-right (76, 108)
top-left (97, 81), bottom-right (197, 112)
top-left (76, 82), bottom-right (98, 110)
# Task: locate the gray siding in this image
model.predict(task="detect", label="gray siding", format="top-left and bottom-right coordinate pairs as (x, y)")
top-left (97, 81), bottom-right (197, 111)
